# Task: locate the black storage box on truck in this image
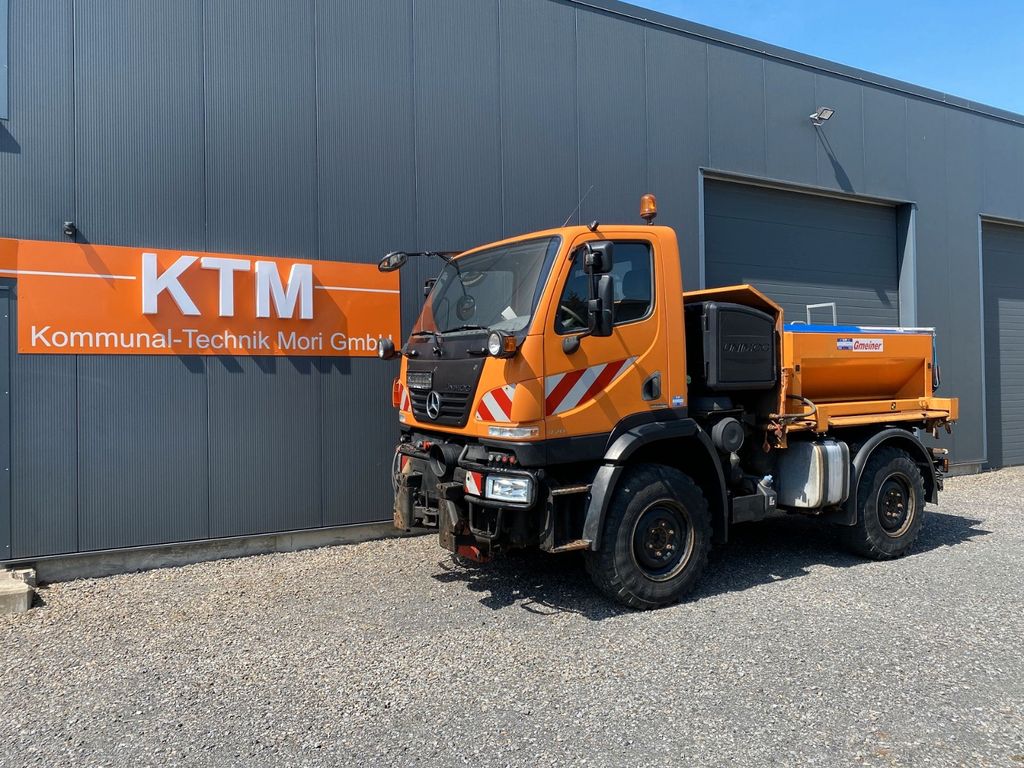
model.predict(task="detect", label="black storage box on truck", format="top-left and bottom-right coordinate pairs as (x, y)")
top-left (683, 301), bottom-right (777, 392)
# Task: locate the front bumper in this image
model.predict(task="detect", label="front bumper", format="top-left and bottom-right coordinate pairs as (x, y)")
top-left (391, 436), bottom-right (542, 554)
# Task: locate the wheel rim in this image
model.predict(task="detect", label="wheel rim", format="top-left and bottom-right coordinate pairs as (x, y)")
top-left (877, 473), bottom-right (915, 537)
top-left (630, 500), bottom-right (695, 581)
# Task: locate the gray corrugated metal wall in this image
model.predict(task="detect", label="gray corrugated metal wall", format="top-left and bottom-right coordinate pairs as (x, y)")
top-left (73, 0), bottom-right (210, 551)
top-left (0, 0), bottom-right (1022, 558)
top-left (0, 0), bottom-right (8, 121)
top-left (704, 180), bottom-right (900, 325)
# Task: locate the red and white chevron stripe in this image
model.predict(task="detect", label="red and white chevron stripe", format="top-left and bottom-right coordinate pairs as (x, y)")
top-left (464, 470), bottom-right (483, 497)
top-left (475, 384), bottom-right (516, 422)
top-left (397, 381), bottom-right (410, 411)
top-left (544, 357), bottom-right (636, 416)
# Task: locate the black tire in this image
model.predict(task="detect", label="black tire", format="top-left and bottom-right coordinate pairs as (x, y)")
top-left (843, 446), bottom-right (926, 559)
top-left (584, 463), bottom-right (712, 610)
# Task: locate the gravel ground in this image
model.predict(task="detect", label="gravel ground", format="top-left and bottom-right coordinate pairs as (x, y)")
top-left (1, 469), bottom-right (1022, 768)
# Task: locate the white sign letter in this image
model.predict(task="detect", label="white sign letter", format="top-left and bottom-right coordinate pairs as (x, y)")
top-left (200, 256), bottom-right (251, 317)
top-left (255, 261), bottom-right (313, 320)
top-left (142, 253), bottom-right (200, 316)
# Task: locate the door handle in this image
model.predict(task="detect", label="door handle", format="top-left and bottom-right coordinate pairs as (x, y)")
top-left (642, 372), bottom-right (661, 401)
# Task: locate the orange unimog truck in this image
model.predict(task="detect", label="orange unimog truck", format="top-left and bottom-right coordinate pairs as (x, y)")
top-left (377, 195), bottom-right (958, 609)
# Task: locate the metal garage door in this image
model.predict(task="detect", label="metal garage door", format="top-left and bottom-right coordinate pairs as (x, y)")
top-left (983, 222), bottom-right (1024, 468)
top-left (704, 180), bottom-right (899, 325)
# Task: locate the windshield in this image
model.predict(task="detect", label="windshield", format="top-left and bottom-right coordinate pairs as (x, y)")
top-left (414, 236), bottom-right (561, 335)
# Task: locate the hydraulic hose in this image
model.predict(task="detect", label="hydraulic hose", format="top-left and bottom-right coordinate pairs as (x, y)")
top-left (771, 395), bottom-right (818, 425)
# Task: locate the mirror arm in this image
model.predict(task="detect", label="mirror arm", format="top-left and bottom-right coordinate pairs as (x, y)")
top-left (378, 250), bottom-right (461, 272)
top-left (562, 329), bottom-right (591, 355)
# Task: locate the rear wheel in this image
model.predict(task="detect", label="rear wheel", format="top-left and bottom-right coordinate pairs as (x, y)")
top-left (843, 446), bottom-right (926, 559)
top-left (585, 463), bottom-right (712, 610)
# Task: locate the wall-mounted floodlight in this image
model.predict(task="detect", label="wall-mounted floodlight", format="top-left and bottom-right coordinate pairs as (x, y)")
top-left (809, 107), bottom-right (835, 126)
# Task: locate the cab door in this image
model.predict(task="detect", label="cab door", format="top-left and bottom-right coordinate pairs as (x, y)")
top-left (540, 229), bottom-right (669, 441)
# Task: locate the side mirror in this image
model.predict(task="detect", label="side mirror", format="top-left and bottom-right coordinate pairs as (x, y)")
top-left (378, 251), bottom-right (408, 272)
top-left (563, 266), bottom-right (616, 353)
top-left (588, 274), bottom-right (614, 337)
top-left (583, 241), bottom-right (614, 275)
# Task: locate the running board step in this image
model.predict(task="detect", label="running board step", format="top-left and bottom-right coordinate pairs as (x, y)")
top-left (549, 539), bottom-right (592, 553)
top-left (550, 484), bottom-right (592, 497)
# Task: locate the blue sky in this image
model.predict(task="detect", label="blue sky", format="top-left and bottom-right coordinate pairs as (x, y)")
top-left (633, 1), bottom-right (1024, 114)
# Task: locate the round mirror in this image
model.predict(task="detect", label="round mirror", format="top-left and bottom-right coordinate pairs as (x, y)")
top-left (378, 251), bottom-right (408, 272)
top-left (456, 294), bottom-right (477, 321)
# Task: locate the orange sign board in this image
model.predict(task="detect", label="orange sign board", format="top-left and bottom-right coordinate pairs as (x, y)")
top-left (0, 238), bottom-right (401, 356)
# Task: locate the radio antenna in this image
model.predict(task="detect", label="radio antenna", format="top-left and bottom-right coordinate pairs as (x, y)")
top-left (561, 185), bottom-right (595, 227)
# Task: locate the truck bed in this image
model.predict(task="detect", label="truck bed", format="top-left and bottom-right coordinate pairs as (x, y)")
top-left (782, 322), bottom-right (958, 433)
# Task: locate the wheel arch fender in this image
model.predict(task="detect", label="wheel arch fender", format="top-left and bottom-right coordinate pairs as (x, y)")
top-left (838, 427), bottom-right (939, 526)
top-left (583, 418), bottom-right (729, 550)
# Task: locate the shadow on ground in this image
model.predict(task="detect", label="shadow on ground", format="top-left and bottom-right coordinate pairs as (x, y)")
top-left (431, 510), bottom-right (989, 620)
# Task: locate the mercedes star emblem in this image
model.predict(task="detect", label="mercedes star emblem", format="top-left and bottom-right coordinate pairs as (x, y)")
top-left (425, 390), bottom-right (441, 420)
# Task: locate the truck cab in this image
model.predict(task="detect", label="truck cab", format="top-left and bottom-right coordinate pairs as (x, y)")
top-left (380, 196), bottom-right (957, 609)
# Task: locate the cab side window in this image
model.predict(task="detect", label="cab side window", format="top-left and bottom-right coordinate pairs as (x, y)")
top-left (611, 242), bottom-right (653, 323)
top-left (555, 258), bottom-right (590, 334)
top-left (555, 241), bottom-right (654, 333)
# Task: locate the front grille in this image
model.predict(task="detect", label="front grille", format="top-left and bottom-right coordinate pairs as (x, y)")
top-left (405, 353), bottom-right (484, 428)
top-left (410, 390), bottom-right (473, 426)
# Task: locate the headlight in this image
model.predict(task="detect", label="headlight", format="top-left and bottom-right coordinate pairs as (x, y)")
top-left (487, 331), bottom-right (517, 358)
top-left (486, 332), bottom-right (502, 356)
top-left (485, 475), bottom-right (533, 503)
top-left (487, 425), bottom-right (539, 439)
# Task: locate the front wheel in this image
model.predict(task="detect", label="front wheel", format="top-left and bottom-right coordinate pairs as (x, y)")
top-left (585, 463), bottom-right (712, 610)
top-left (843, 446), bottom-right (926, 559)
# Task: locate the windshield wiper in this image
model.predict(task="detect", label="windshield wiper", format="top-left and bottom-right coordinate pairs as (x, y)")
top-left (442, 324), bottom-right (490, 334)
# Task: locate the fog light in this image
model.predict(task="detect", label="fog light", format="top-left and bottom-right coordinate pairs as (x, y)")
top-left (487, 425), bottom-right (539, 439)
top-left (485, 475), bottom-right (533, 503)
